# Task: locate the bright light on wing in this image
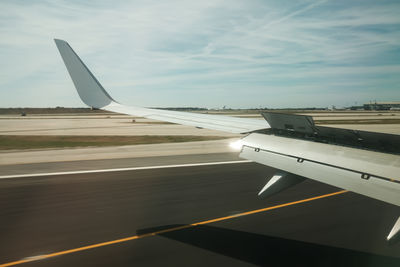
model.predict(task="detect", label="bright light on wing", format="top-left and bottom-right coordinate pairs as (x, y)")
top-left (229, 139), bottom-right (244, 151)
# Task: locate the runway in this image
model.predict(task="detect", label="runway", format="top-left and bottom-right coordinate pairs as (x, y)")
top-left (0, 160), bottom-right (399, 266)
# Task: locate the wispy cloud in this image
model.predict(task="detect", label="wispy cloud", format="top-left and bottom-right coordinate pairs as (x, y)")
top-left (0, 0), bottom-right (399, 108)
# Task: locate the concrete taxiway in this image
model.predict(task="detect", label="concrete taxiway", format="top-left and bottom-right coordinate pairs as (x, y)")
top-left (0, 139), bottom-right (238, 166)
top-left (0, 115), bottom-right (238, 136)
top-left (0, 156), bottom-right (399, 267)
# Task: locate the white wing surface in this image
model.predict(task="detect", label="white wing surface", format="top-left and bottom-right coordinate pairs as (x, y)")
top-left (54, 39), bottom-right (269, 134)
top-left (239, 133), bottom-right (400, 206)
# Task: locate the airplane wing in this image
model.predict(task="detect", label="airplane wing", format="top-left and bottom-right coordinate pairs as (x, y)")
top-left (54, 39), bottom-right (269, 134)
top-left (54, 39), bottom-right (400, 241)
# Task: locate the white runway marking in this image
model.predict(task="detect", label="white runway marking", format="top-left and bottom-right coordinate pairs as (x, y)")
top-left (0, 160), bottom-right (252, 180)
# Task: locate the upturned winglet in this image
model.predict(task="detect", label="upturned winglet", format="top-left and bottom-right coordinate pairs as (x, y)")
top-left (54, 39), bottom-right (116, 108)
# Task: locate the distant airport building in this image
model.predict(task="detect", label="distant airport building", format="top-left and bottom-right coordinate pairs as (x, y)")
top-left (363, 101), bottom-right (400, 110)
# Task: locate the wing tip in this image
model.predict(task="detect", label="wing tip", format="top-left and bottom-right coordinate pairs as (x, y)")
top-left (54, 38), bottom-right (66, 44)
top-left (54, 38), bottom-right (115, 109)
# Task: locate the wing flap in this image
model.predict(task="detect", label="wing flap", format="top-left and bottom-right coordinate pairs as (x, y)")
top-left (240, 133), bottom-right (400, 181)
top-left (239, 133), bottom-right (400, 206)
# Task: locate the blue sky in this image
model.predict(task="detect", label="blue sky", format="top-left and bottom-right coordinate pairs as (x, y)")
top-left (0, 0), bottom-right (399, 108)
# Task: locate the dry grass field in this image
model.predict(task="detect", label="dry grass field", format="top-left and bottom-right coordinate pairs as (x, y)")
top-left (0, 135), bottom-right (227, 150)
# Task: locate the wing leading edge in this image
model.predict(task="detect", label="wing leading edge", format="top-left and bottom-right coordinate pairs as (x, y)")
top-left (54, 39), bottom-right (269, 134)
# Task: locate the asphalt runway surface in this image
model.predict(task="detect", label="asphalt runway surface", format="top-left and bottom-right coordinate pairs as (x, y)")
top-left (0, 161), bottom-right (399, 267)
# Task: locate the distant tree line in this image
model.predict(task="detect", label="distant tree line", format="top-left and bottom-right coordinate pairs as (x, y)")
top-left (154, 107), bottom-right (208, 111)
top-left (0, 106), bottom-right (330, 115)
top-left (0, 107), bottom-right (109, 115)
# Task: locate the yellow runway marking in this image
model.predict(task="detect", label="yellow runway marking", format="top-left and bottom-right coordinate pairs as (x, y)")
top-left (0, 190), bottom-right (347, 267)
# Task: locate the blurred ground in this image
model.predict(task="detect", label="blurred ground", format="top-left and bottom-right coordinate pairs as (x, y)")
top-left (0, 110), bottom-right (399, 266)
top-left (0, 139), bottom-right (238, 166)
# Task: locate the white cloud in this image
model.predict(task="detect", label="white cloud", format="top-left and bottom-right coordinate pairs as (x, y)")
top-left (0, 0), bottom-right (399, 108)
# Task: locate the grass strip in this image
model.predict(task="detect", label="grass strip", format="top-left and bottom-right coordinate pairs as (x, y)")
top-left (0, 135), bottom-right (228, 150)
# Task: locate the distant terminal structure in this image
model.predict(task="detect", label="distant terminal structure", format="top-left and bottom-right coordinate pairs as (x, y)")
top-left (363, 101), bottom-right (400, 110)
